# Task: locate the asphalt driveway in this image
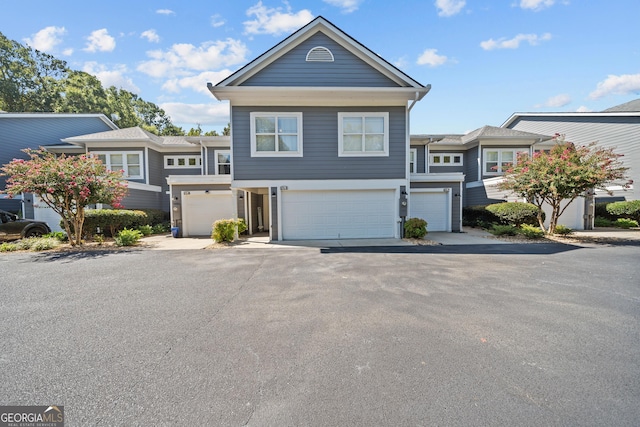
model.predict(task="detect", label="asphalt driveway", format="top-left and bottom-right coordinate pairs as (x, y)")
top-left (1, 243), bottom-right (639, 426)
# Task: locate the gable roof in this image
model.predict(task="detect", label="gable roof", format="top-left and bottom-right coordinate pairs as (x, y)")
top-left (209, 16), bottom-right (430, 106)
top-left (61, 126), bottom-right (230, 148)
top-left (603, 98), bottom-right (640, 112)
top-left (413, 126), bottom-right (551, 147)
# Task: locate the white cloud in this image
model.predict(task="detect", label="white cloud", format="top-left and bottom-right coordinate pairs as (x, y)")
top-left (156, 9), bottom-right (175, 15)
top-left (211, 14), bottom-right (225, 28)
top-left (537, 93), bottom-right (571, 108)
top-left (244, 1), bottom-right (314, 36)
top-left (480, 32), bottom-right (552, 50)
top-left (519, 0), bottom-right (555, 11)
top-left (82, 62), bottom-right (140, 93)
top-left (23, 26), bottom-right (67, 53)
top-left (417, 49), bottom-right (448, 67)
top-left (589, 73), bottom-right (640, 99)
top-left (435, 0), bottom-right (466, 17)
top-left (62, 48), bottom-right (74, 56)
top-left (393, 56), bottom-right (409, 70)
top-left (323, 0), bottom-right (362, 13)
top-left (84, 29), bottom-right (116, 52)
top-left (160, 102), bottom-right (230, 127)
top-left (576, 106), bottom-right (592, 112)
top-left (141, 29), bottom-right (160, 43)
top-left (137, 38), bottom-right (248, 79)
top-left (162, 70), bottom-right (234, 95)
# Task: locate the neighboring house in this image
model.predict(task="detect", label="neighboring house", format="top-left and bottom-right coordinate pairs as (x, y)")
top-left (0, 113), bottom-right (117, 217)
top-left (58, 127), bottom-right (240, 237)
top-left (502, 99), bottom-right (640, 203)
top-left (207, 16), bottom-right (465, 240)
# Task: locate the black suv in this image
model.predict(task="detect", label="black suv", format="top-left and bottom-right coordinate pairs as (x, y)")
top-left (0, 209), bottom-right (51, 241)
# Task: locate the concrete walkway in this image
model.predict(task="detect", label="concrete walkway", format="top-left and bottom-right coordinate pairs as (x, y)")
top-left (141, 227), bottom-right (639, 250)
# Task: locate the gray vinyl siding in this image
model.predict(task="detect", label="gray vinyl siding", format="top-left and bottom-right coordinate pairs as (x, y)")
top-left (233, 106), bottom-right (407, 180)
top-left (411, 145), bottom-right (426, 173)
top-left (410, 182), bottom-right (461, 232)
top-left (464, 147), bottom-right (479, 183)
top-left (121, 188), bottom-right (163, 210)
top-left (0, 116), bottom-right (113, 190)
top-left (242, 32), bottom-right (399, 88)
top-left (428, 150), bottom-right (465, 174)
top-left (508, 116), bottom-right (640, 200)
top-left (464, 185), bottom-right (513, 207)
top-left (148, 149), bottom-right (164, 186)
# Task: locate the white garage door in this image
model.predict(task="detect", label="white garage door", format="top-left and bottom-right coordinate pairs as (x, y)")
top-left (281, 190), bottom-right (396, 240)
top-left (182, 191), bottom-right (234, 237)
top-left (410, 190), bottom-right (451, 232)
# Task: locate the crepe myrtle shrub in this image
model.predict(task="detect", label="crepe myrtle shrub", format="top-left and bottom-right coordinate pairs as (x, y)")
top-left (498, 134), bottom-right (631, 234)
top-left (486, 202), bottom-right (541, 227)
top-left (404, 218), bottom-right (428, 239)
top-left (211, 218), bottom-right (248, 243)
top-left (606, 200), bottom-right (640, 222)
top-left (1, 149), bottom-right (128, 246)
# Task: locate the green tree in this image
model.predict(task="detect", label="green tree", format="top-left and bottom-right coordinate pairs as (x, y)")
top-left (187, 125), bottom-right (203, 136)
top-left (498, 135), bottom-right (630, 234)
top-left (1, 149), bottom-right (129, 246)
top-left (56, 70), bottom-right (109, 114)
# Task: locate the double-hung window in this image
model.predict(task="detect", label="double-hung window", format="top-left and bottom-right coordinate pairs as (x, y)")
top-left (250, 112), bottom-right (303, 157)
top-left (216, 151), bottom-right (231, 175)
top-left (338, 112), bottom-right (389, 156)
top-left (410, 148), bottom-right (417, 173)
top-left (93, 151), bottom-right (143, 179)
top-left (483, 149), bottom-right (517, 175)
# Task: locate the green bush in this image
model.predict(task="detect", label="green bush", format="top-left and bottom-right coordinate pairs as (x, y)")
top-left (114, 228), bottom-right (143, 246)
top-left (595, 202), bottom-right (618, 221)
top-left (211, 218), bottom-right (248, 243)
top-left (0, 242), bottom-right (18, 252)
top-left (594, 217), bottom-right (615, 227)
top-left (76, 209), bottom-right (149, 237)
top-left (152, 222), bottom-right (170, 234)
top-left (29, 237), bottom-right (59, 251)
top-left (404, 218), bottom-right (428, 238)
top-left (606, 200), bottom-right (640, 222)
top-left (553, 225), bottom-right (573, 235)
top-left (486, 202), bottom-right (541, 227)
top-left (137, 209), bottom-right (169, 225)
top-left (519, 224), bottom-right (545, 239)
top-left (463, 205), bottom-right (500, 228)
top-left (489, 224), bottom-right (519, 236)
top-left (137, 224), bottom-right (154, 236)
top-left (43, 231), bottom-right (68, 242)
top-left (614, 218), bottom-right (639, 229)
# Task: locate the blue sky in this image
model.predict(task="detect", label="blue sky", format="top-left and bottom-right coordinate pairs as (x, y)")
top-left (1, 0), bottom-right (639, 134)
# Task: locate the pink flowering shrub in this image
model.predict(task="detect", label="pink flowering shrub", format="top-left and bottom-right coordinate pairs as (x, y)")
top-left (1, 149), bottom-right (128, 246)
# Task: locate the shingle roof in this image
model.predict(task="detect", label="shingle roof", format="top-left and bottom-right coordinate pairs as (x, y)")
top-left (603, 98), bottom-right (640, 112)
top-left (427, 125), bottom-right (551, 146)
top-left (64, 127), bottom-right (161, 143)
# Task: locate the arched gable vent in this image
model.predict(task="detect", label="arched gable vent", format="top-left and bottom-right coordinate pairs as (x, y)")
top-left (306, 46), bottom-right (334, 62)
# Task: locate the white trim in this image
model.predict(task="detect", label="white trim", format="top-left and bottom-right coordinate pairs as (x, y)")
top-left (164, 154), bottom-right (202, 169)
top-left (91, 150), bottom-right (144, 180)
top-left (214, 150), bottom-right (232, 175)
top-left (429, 152), bottom-right (463, 166)
top-left (233, 179), bottom-right (407, 191)
top-left (502, 111), bottom-right (640, 128)
top-left (410, 173), bottom-right (465, 183)
top-left (144, 147), bottom-right (150, 185)
top-left (166, 175), bottom-right (231, 185)
top-left (409, 148), bottom-right (417, 174)
top-left (127, 181), bottom-right (162, 192)
top-left (250, 112), bottom-right (303, 157)
top-left (338, 112), bottom-right (389, 157)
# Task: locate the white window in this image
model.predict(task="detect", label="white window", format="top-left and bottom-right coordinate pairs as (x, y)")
top-left (483, 149), bottom-right (518, 175)
top-left (93, 151), bottom-right (143, 179)
top-left (410, 148), bottom-right (417, 173)
top-left (215, 151), bottom-right (231, 175)
top-left (430, 152), bottom-right (463, 166)
top-left (338, 112), bottom-right (389, 157)
top-left (164, 155), bottom-right (202, 169)
top-left (250, 112), bottom-right (303, 157)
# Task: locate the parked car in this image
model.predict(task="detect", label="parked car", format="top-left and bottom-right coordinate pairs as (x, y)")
top-left (0, 209), bottom-right (51, 241)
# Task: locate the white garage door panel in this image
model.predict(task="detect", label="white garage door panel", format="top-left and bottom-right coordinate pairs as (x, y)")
top-left (410, 191), bottom-right (450, 232)
top-left (182, 192), bottom-right (234, 237)
top-left (282, 190), bottom-right (396, 239)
